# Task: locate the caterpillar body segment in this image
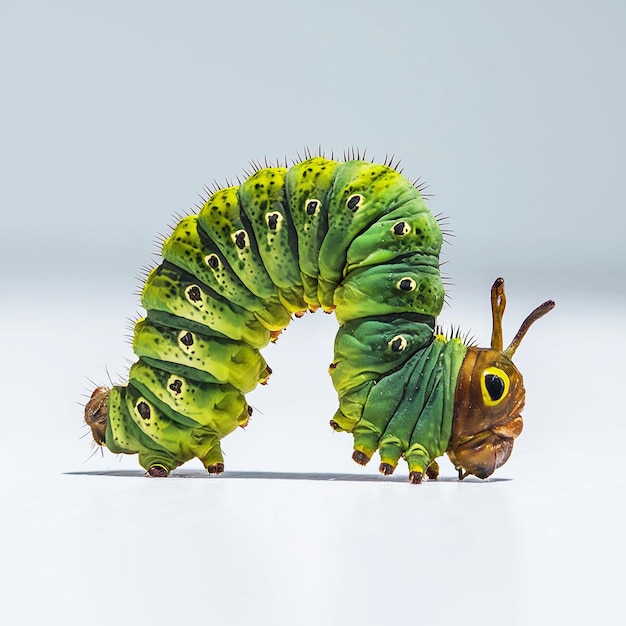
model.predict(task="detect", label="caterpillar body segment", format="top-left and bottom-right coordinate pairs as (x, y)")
top-left (85, 156), bottom-right (555, 482)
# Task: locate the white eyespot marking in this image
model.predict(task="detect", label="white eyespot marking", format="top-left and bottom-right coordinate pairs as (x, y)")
top-left (205, 254), bottom-right (220, 270)
top-left (346, 194), bottom-right (364, 212)
top-left (305, 199), bottom-right (321, 216)
top-left (232, 229), bottom-right (249, 250)
top-left (136, 399), bottom-right (152, 421)
top-left (185, 285), bottom-right (203, 306)
top-left (388, 335), bottom-right (408, 352)
top-left (178, 330), bottom-right (194, 348)
top-left (397, 277), bottom-right (417, 292)
top-left (167, 376), bottom-right (185, 397)
top-left (392, 221), bottom-right (411, 236)
top-left (266, 211), bottom-right (283, 232)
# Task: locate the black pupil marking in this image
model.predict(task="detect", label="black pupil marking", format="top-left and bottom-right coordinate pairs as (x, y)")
top-left (137, 401), bottom-right (151, 420)
top-left (394, 221), bottom-right (407, 235)
top-left (207, 255), bottom-right (219, 269)
top-left (390, 338), bottom-right (405, 352)
top-left (347, 195), bottom-right (361, 211)
top-left (485, 374), bottom-right (506, 401)
top-left (187, 286), bottom-right (201, 302)
top-left (180, 332), bottom-right (194, 346)
top-left (169, 380), bottom-right (182, 394)
top-left (306, 200), bottom-right (318, 215)
top-left (235, 231), bottom-right (247, 249)
top-left (267, 213), bottom-right (279, 230)
top-left (399, 279), bottom-right (413, 291)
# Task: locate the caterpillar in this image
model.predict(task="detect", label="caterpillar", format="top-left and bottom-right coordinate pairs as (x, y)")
top-left (85, 153), bottom-right (554, 483)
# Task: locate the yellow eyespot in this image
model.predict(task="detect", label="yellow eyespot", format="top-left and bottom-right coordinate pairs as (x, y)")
top-left (265, 211), bottom-right (283, 231)
top-left (388, 335), bottom-right (408, 352)
top-left (346, 194), bottom-right (364, 211)
top-left (480, 366), bottom-right (510, 406)
top-left (232, 229), bottom-right (249, 250)
top-left (305, 199), bottom-right (320, 216)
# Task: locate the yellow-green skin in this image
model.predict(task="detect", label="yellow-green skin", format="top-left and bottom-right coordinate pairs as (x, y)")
top-left (105, 158), bottom-right (468, 475)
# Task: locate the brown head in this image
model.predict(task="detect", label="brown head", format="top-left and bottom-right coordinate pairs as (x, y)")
top-left (447, 278), bottom-right (554, 480)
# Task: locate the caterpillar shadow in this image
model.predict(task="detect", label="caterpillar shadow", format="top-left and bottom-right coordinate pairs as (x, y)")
top-left (66, 469), bottom-right (511, 483)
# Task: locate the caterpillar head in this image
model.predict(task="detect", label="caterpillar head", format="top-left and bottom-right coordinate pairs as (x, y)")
top-left (447, 278), bottom-right (554, 480)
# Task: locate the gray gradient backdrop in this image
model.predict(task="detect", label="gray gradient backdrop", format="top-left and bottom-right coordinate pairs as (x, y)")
top-left (2, 0), bottom-right (625, 297)
top-left (1, 3), bottom-right (625, 624)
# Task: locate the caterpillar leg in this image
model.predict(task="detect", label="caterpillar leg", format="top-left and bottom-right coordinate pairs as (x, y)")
top-left (379, 463), bottom-right (395, 476)
top-left (352, 449), bottom-right (370, 465)
top-left (199, 439), bottom-right (225, 475)
top-left (378, 440), bottom-right (404, 475)
top-left (138, 449), bottom-right (180, 477)
top-left (406, 457), bottom-right (440, 483)
top-left (350, 424), bottom-right (380, 464)
top-left (408, 471), bottom-right (423, 484)
top-left (346, 362), bottom-right (415, 479)
top-left (148, 466), bottom-right (169, 477)
top-left (380, 447), bottom-right (443, 481)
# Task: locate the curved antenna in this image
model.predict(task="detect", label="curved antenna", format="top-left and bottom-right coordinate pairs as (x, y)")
top-left (490, 277), bottom-right (506, 351)
top-left (503, 299), bottom-right (555, 359)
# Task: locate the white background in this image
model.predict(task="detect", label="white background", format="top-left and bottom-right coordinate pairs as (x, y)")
top-left (1, 1), bottom-right (625, 624)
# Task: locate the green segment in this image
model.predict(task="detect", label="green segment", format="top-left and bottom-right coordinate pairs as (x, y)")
top-left (196, 187), bottom-right (276, 299)
top-left (106, 386), bottom-right (145, 455)
top-left (106, 386), bottom-right (185, 473)
top-left (317, 162), bottom-right (423, 308)
top-left (353, 338), bottom-right (467, 472)
top-left (106, 371), bottom-right (239, 473)
top-left (124, 383), bottom-right (203, 462)
top-left (163, 216), bottom-right (291, 331)
top-left (285, 157), bottom-right (338, 308)
top-left (142, 262), bottom-right (270, 349)
top-left (238, 168), bottom-right (307, 312)
top-left (345, 205), bottom-right (441, 272)
top-left (329, 314), bottom-right (434, 432)
top-left (330, 314), bottom-right (434, 397)
top-left (334, 256), bottom-right (443, 324)
top-left (128, 360), bottom-right (248, 434)
top-left (132, 317), bottom-right (268, 392)
top-left (162, 216), bottom-right (259, 311)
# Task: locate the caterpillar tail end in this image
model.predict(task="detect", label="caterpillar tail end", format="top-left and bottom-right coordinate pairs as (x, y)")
top-left (84, 385), bottom-right (110, 446)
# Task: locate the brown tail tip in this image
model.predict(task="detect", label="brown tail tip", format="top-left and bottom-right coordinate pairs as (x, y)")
top-left (84, 386), bottom-right (110, 446)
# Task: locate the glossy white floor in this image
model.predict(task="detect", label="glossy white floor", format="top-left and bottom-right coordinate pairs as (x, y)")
top-left (1, 279), bottom-right (623, 625)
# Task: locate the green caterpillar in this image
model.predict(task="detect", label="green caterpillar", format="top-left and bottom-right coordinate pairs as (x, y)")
top-left (85, 154), bottom-right (554, 483)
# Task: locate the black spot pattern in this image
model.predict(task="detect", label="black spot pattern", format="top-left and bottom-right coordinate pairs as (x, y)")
top-left (137, 401), bottom-right (151, 420)
top-left (180, 332), bottom-right (194, 346)
top-left (390, 337), bottom-right (406, 352)
top-left (235, 231), bottom-right (247, 249)
top-left (187, 286), bottom-right (202, 302)
top-left (169, 379), bottom-right (182, 395)
top-left (347, 194), bottom-right (362, 211)
top-left (306, 200), bottom-right (319, 216)
top-left (267, 213), bottom-right (279, 230)
top-left (393, 221), bottom-right (408, 236)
